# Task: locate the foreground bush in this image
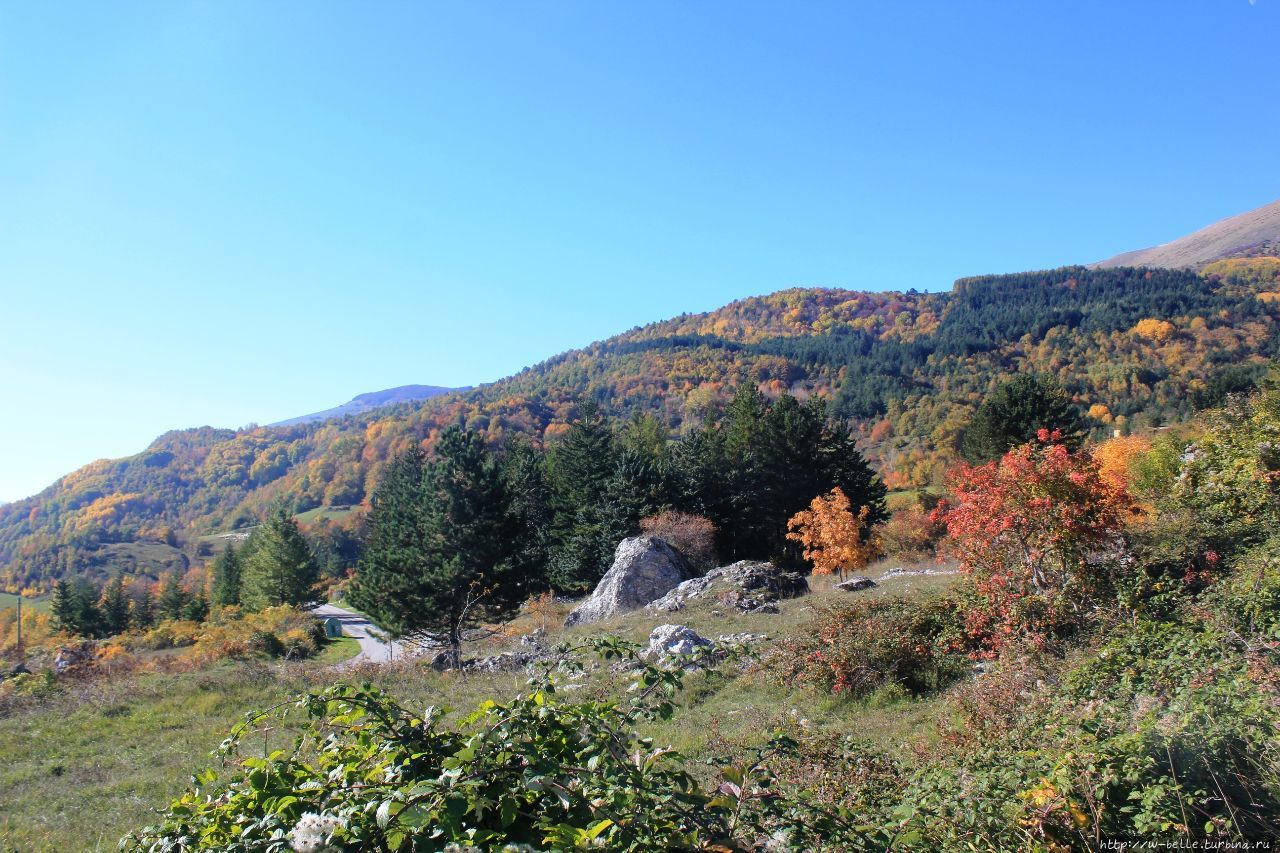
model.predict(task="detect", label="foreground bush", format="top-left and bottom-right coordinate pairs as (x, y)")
top-left (123, 639), bottom-right (850, 852)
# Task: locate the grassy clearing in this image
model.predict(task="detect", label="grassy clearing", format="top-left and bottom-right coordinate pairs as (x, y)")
top-left (293, 505), bottom-right (357, 525)
top-left (312, 635), bottom-right (360, 665)
top-left (0, 592), bottom-right (51, 615)
top-left (0, 563), bottom-right (956, 850)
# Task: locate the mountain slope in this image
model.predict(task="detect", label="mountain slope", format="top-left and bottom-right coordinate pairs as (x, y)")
top-left (1093, 198), bottom-right (1280, 269)
top-left (2, 262), bottom-right (1278, 590)
top-left (271, 385), bottom-right (459, 427)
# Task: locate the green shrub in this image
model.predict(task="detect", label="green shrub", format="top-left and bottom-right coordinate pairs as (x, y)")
top-left (773, 596), bottom-right (968, 697)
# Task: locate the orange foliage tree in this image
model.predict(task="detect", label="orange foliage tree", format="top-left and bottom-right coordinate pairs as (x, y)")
top-left (1091, 433), bottom-right (1152, 495)
top-left (787, 487), bottom-right (878, 580)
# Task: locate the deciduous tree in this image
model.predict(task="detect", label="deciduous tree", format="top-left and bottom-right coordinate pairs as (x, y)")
top-left (787, 487), bottom-right (878, 580)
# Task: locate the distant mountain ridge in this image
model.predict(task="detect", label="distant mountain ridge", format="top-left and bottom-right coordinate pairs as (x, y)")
top-left (3, 213), bottom-right (1279, 589)
top-left (1093, 198), bottom-right (1280, 270)
top-left (271, 385), bottom-right (460, 426)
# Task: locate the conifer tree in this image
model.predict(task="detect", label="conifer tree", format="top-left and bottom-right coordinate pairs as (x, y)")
top-left (240, 504), bottom-right (321, 611)
top-left (158, 573), bottom-right (191, 621)
top-left (351, 427), bottom-right (526, 666)
top-left (961, 374), bottom-right (1086, 462)
top-left (210, 544), bottom-right (242, 607)
top-left (130, 582), bottom-right (156, 628)
top-left (51, 577), bottom-right (103, 637)
top-left (100, 573), bottom-right (132, 635)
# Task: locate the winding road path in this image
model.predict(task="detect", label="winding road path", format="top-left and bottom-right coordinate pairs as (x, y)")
top-left (312, 603), bottom-right (406, 665)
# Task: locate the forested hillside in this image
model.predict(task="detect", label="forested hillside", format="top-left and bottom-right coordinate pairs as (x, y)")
top-left (3, 259), bottom-right (1278, 590)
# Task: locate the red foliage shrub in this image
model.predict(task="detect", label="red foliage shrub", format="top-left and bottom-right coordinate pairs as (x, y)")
top-left (640, 511), bottom-right (718, 568)
top-left (932, 432), bottom-right (1135, 657)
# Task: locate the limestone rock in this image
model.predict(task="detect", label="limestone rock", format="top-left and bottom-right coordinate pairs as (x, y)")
top-left (642, 624), bottom-right (716, 667)
top-left (834, 575), bottom-right (877, 592)
top-left (564, 537), bottom-right (697, 627)
top-left (647, 560), bottom-right (809, 614)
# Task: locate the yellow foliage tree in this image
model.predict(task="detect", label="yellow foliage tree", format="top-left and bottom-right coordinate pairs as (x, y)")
top-left (786, 487), bottom-right (878, 580)
top-left (1131, 318), bottom-right (1176, 343)
top-left (1092, 434), bottom-right (1152, 494)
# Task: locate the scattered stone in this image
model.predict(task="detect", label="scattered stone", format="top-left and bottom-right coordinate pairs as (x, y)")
top-left (642, 624), bottom-right (717, 667)
top-left (565, 537), bottom-right (697, 627)
top-left (834, 575), bottom-right (877, 592)
top-left (54, 642), bottom-right (94, 674)
top-left (463, 650), bottom-right (541, 673)
top-left (647, 560), bottom-right (808, 615)
top-left (879, 566), bottom-right (958, 580)
top-left (518, 628), bottom-right (546, 646)
top-left (715, 632), bottom-right (769, 646)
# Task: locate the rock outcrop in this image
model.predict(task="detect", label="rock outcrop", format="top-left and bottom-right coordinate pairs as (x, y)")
top-left (647, 560), bottom-right (809, 615)
top-left (564, 536), bottom-right (697, 627)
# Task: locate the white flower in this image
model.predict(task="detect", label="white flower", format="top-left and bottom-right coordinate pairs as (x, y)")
top-left (290, 811), bottom-right (344, 852)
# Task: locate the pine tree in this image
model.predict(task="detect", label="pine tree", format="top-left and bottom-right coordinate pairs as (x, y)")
top-left (158, 573), bottom-right (191, 621)
top-left (100, 573), bottom-right (132, 635)
top-left (210, 544), bottom-right (242, 607)
top-left (961, 374), bottom-right (1086, 462)
top-left (50, 579), bottom-right (75, 634)
top-left (350, 427), bottom-right (526, 666)
top-left (546, 400), bottom-right (621, 589)
top-left (182, 593), bottom-right (210, 622)
top-left (502, 437), bottom-right (554, 591)
top-left (239, 504), bottom-right (321, 611)
top-left (51, 577), bottom-right (103, 637)
top-left (130, 582), bottom-right (156, 629)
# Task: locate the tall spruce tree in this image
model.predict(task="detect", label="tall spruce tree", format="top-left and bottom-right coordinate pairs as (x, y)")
top-left (210, 544), bottom-right (242, 607)
top-left (158, 572), bottom-right (191, 621)
top-left (130, 583), bottom-right (156, 628)
top-left (239, 504), bottom-right (321, 611)
top-left (961, 373), bottom-right (1087, 462)
top-left (100, 573), bottom-right (131, 635)
top-left (350, 427), bottom-right (526, 666)
top-left (545, 401), bottom-right (623, 591)
top-left (51, 577), bottom-right (103, 637)
top-left (502, 437), bottom-right (554, 591)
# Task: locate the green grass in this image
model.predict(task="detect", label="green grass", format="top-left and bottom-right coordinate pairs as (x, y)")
top-left (293, 505), bottom-right (357, 525)
top-left (0, 666), bottom-right (299, 851)
top-left (312, 635), bottom-right (360, 665)
top-left (0, 562), bottom-right (957, 850)
top-left (0, 592), bottom-right (51, 615)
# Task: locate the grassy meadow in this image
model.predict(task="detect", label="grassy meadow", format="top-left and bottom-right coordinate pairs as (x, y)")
top-left (0, 561), bottom-right (951, 850)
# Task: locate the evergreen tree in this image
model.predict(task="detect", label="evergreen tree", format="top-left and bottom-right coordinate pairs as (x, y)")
top-left (961, 374), bottom-right (1087, 462)
top-left (350, 427), bottom-right (526, 666)
top-left (210, 544), bottom-right (242, 607)
top-left (130, 583), bottom-right (156, 629)
top-left (50, 579), bottom-right (75, 634)
top-left (502, 437), bottom-right (554, 591)
top-left (240, 504), bottom-right (321, 611)
top-left (546, 401), bottom-right (621, 589)
top-left (182, 593), bottom-right (210, 623)
top-left (158, 573), bottom-right (191, 621)
top-left (51, 577), bottom-right (103, 637)
top-left (100, 573), bottom-right (132, 636)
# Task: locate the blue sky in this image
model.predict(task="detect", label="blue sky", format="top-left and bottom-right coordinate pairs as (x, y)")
top-left (1, 1), bottom-right (1277, 501)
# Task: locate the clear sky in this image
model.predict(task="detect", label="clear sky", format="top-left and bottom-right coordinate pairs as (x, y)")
top-left (1, 1), bottom-right (1277, 501)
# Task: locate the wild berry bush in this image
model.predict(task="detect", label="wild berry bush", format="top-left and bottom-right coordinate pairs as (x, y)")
top-left (772, 596), bottom-right (967, 697)
top-left (122, 639), bottom-right (853, 852)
